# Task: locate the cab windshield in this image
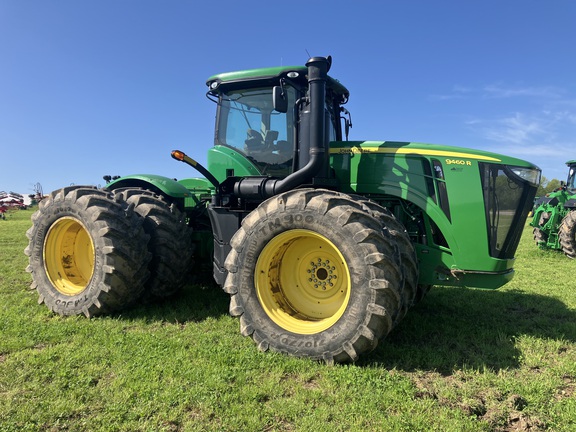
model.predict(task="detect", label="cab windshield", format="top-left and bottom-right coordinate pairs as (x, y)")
top-left (567, 165), bottom-right (576, 193)
top-left (216, 87), bottom-right (297, 176)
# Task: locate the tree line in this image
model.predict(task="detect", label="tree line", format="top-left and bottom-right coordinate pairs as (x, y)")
top-left (536, 176), bottom-right (563, 197)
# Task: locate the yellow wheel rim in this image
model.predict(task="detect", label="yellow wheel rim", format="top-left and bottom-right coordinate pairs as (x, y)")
top-left (255, 229), bottom-right (351, 334)
top-left (44, 217), bottom-right (95, 296)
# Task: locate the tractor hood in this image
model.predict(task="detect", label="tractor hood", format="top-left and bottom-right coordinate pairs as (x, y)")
top-left (330, 140), bottom-right (541, 178)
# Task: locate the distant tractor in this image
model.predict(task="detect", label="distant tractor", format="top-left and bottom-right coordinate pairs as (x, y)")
top-left (530, 160), bottom-right (576, 258)
top-left (25, 56), bottom-right (540, 362)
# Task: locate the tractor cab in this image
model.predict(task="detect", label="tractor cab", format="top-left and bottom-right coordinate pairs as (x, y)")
top-left (205, 63), bottom-right (350, 184)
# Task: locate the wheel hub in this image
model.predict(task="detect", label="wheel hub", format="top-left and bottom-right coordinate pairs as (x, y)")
top-left (307, 258), bottom-right (337, 290)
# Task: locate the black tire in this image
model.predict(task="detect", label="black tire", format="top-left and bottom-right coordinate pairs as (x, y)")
top-left (533, 212), bottom-right (550, 247)
top-left (532, 228), bottom-right (548, 244)
top-left (559, 211), bottom-right (576, 259)
top-left (223, 189), bottom-right (403, 363)
top-left (24, 186), bottom-right (151, 317)
top-left (350, 198), bottom-right (419, 317)
top-left (533, 227), bottom-right (548, 245)
top-left (112, 188), bottom-right (194, 298)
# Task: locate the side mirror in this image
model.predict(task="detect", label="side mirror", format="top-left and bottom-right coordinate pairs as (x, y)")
top-left (273, 86), bottom-right (288, 113)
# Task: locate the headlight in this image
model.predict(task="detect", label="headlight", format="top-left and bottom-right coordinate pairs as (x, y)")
top-left (510, 166), bottom-right (541, 187)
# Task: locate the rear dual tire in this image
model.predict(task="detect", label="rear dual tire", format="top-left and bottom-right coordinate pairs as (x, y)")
top-left (25, 186), bottom-right (151, 316)
top-left (25, 186), bottom-right (193, 317)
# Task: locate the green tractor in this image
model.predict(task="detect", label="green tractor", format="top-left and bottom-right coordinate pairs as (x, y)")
top-left (530, 160), bottom-right (576, 258)
top-left (25, 56), bottom-right (541, 362)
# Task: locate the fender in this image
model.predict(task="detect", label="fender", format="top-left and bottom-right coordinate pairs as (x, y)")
top-left (104, 174), bottom-right (191, 201)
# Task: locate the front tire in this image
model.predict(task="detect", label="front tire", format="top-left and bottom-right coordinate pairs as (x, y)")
top-left (559, 211), bottom-right (576, 258)
top-left (24, 186), bottom-right (151, 317)
top-left (350, 198), bottom-right (419, 317)
top-left (223, 189), bottom-right (403, 363)
top-left (533, 227), bottom-right (548, 245)
top-left (533, 211), bottom-right (550, 248)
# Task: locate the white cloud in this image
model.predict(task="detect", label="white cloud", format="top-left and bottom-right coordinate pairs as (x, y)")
top-left (429, 85), bottom-right (473, 101)
top-left (430, 82), bottom-right (575, 180)
top-left (483, 113), bottom-right (546, 145)
top-left (481, 84), bottom-right (562, 99)
top-left (492, 143), bottom-right (565, 158)
top-left (443, 83), bottom-right (575, 149)
top-left (465, 110), bottom-right (575, 166)
top-left (432, 83), bottom-right (564, 102)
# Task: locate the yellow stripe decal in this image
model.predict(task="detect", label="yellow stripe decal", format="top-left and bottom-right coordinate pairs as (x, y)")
top-left (330, 146), bottom-right (501, 162)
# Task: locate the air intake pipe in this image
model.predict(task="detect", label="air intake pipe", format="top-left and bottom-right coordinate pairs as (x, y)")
top-left (232, 56), bottom-right (332, 199)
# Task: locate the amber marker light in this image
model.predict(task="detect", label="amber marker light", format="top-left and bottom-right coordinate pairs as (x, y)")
top-left (171, 150), bottom-right (186, 161)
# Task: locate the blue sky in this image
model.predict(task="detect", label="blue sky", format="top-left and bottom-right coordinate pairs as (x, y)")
top-left (1, 0), bottom-right (575, 196)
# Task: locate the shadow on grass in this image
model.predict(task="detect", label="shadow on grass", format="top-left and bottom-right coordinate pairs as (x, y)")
top-left (364, 286), bottom-right (576, 374)
top-left (118, 275), bottom-right (575, 374)
top-left (121, 274), bottom-right (230, 324)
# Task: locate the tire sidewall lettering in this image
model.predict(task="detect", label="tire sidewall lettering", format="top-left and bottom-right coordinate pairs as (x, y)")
top-left (271, 333), bottom-right (325, 349)
top-left (282, 214), bottom-right (314, 224)
top-left (54, 295), bottom-right (90, 308)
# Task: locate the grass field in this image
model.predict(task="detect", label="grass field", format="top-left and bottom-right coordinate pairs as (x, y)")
top-left (1, 208), bottom-right (574, 431)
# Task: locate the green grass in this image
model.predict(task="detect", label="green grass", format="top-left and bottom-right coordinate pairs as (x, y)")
top-left (1, 209), bottom-right (575, 431)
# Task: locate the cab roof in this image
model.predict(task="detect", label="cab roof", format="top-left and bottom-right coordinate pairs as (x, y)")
top-left (206, 65), bottom-right (350, 101)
